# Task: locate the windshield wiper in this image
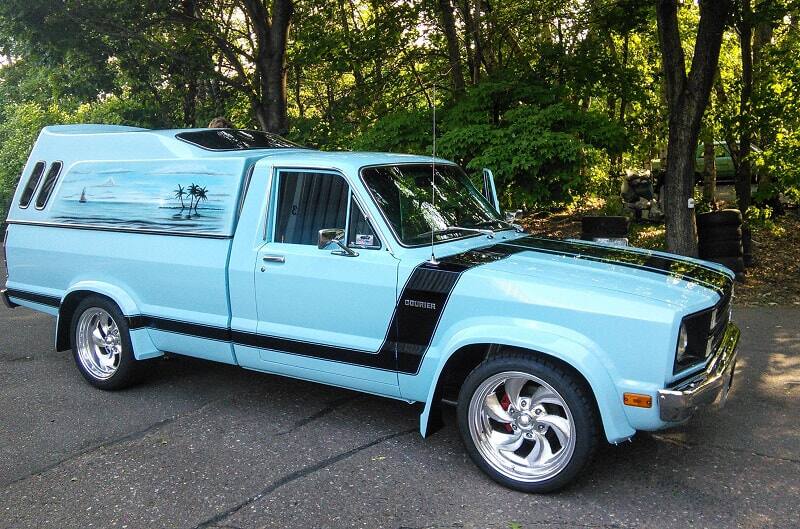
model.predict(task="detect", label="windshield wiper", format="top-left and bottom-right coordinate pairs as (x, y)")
top-left (417, 226), bottom-right (496, 239)
top-left (471, 219), bottom-right (525, 232)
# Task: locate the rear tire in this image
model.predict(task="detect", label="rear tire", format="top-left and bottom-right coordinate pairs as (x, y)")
top-left (698, 239), bottom-right (743, 258)
top-left (457, 352), bottom-right (600, 493)
top-left (696, 209), bottom-right (742, 229)
top-left (70, 296), bottom-right (147, 390)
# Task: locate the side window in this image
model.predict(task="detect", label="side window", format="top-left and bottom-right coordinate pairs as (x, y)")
top-left (347, 195), bottom-right (381, 249)
top-left (35, 161), bottom-right (63, 209)
top-left (274, 170), bottom-right (349, 245)
top-left (18, 161), bottom-right (46, 208)
top-left (714, 144), bottom-right (728, 158)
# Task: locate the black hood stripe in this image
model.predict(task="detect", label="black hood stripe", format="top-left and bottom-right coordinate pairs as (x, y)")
top-left (500, 236), bottom-right (732, 298)
top-left (555, 237), bottom-right (729, 275)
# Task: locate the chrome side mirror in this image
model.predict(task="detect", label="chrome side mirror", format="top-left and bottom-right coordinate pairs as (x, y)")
top-left (318, 228), bottom-right (359, 257)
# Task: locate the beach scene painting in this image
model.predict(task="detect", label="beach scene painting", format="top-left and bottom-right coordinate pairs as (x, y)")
top-left (50, 161), bottom-right (240, 235)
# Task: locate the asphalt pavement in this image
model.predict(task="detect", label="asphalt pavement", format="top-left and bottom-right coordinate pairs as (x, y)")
top-left (1, 253), bottom-right (798, 528)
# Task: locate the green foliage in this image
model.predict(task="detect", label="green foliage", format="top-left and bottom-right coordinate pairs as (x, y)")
top-left (0, 0), bottom-right (798, 220)
top-left (745, 204), bottom-right (785, 237)
top-left (0, 103), bottom-right (66, 218)
top-left (0, 98), bottom-right (128, 219)
top-left (355, 77), bottom-right (626, 209)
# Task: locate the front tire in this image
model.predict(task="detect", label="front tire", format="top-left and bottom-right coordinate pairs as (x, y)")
top-left (70, 296), bottom-right (146, 390)
top-left (457, 353), bottom-right (600, 493)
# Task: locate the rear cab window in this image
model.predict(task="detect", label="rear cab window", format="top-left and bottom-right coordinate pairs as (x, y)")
top-left (18, 161), bottom-right (46, 208)
top-left (176, 129), bottom-right (300, 151)
top-left (35, 161), bottom-right (63, 209)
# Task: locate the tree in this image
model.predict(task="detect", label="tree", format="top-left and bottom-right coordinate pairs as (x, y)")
top-left (183, 0), bottom-right (294, 134)
top-left (735, 0), bottom-right (754, 214)
top-left (436, 0), bottom-right (466, 96)
top-left (656, 0), bottom-right (731, 256)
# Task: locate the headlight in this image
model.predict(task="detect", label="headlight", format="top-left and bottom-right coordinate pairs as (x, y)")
top-left (676, 323), bottom-right (689, 363)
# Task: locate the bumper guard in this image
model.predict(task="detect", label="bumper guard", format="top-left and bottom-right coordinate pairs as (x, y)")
top-left (658, 322), bottom-right (740, 422)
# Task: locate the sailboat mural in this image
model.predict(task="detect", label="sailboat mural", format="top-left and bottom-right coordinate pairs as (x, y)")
top-left (48, 160), bottom-right (240, 235)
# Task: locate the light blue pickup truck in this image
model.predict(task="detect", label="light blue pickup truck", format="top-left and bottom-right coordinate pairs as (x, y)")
top-left (2, 125), bottom-right (740, 492)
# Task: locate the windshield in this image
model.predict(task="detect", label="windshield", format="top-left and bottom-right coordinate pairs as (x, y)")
top-left (360, 163), bottom-right (505, 246)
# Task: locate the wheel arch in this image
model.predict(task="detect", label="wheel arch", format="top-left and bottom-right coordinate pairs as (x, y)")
top-left (418, 329), bottom-right (635, 444)
top-left (56, 282), bottom-right (142, 352)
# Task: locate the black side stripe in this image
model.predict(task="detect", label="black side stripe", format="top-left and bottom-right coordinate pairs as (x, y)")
top-left (4, 288), bottom-right (61, 307)
top-left (131, 244), bottom-right (523, 375)
top-left (127, 315), bottom-right (232, 342)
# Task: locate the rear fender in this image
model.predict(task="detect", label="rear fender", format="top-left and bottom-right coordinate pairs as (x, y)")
top-left (57, 281), bottom-right (161, 359)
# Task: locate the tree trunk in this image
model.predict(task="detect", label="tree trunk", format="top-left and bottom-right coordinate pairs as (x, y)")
top-left (242, 0), bottom-right (293, 135)
top-left (656, 0), bottom-right (730, 256)
top-left (460, 0), bottom-right (483, 83)
top-left (437, 0), bottom-right (466, 96)
top-left (181, 0), bottom-right (198, 127)
top-left (702, 130), bottom-right (716, 204)
top-left (736, 0), bottom-right (753, 214)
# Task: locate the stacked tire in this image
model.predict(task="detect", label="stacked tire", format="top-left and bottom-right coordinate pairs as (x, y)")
top-left (697, 210), bottom-right (744, 276)
top-left (581, 216), bottom-right (629, 241)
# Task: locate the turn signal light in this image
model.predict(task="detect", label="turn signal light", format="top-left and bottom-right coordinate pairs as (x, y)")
top-left (623, 393), bottom-right (653, 408)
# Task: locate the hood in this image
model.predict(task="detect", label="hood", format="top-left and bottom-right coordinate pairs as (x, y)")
top-left (437, 236), bottom-right (733, 311)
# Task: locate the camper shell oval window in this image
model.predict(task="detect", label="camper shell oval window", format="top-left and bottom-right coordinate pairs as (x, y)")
top-left (18, 161), bottom-right (46, 209)
top-left (176, 129), bottom-right (301, 151)
top-left (35, 161), bottom-right (63, 209)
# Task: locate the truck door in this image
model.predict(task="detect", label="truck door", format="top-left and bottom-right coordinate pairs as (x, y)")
top-left (245, 168), bottom-right (401, 396)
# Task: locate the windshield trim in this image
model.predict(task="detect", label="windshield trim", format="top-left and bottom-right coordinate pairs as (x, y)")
top-left (358, 162), bottom-right (503, 249)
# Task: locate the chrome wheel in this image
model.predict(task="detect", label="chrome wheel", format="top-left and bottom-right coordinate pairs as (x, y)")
top-left (468, 371), bottom-right (576, 483)
top-left (76, 308), bottom-right (122, 380)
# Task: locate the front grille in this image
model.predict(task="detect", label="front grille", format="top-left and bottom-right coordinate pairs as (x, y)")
top-left (709, 297), bottom-right (730, 353)
top-left (674, 283), bottom-right (733, 374)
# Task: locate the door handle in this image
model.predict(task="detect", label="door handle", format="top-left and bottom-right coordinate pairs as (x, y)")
top-left (262, 255), bottom-right (285, 264)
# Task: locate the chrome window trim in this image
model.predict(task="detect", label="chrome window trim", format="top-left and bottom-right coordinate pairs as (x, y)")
top-left (34, 160), bottom-right (63, 210)
top-left (18, 161), bottom-right (47, 210)
top-left (357, 162), bottom-right (506, 249)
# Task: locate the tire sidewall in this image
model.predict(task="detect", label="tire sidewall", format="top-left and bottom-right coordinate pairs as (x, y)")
top-left (456, 354), bottom-right (599, 493)
top-left (70, 296), bottom-right (140, 390)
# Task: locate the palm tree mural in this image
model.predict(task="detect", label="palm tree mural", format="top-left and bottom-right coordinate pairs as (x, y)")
top-left (174, 184), bottom-right (187, 210)
top-left (187, 183), bottom-right (199, 213)
top-left (193, 186), bottom-right (208, 213)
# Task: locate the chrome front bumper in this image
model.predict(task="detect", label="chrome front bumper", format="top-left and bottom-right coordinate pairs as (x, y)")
top-left (658, 322), bottom-right (740, 422)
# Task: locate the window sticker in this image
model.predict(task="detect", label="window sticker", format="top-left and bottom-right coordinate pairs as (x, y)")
top-left (355, 234), bottom-right (374, 247)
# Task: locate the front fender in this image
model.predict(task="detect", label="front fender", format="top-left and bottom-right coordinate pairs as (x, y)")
top-left (407, 318), bottom-right (635, 444)
top-left (57, 281), bottom-right (160, 359)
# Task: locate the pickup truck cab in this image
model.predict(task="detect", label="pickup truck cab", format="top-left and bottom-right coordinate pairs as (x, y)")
top-left (2, 125), bottom-right (740, 492)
